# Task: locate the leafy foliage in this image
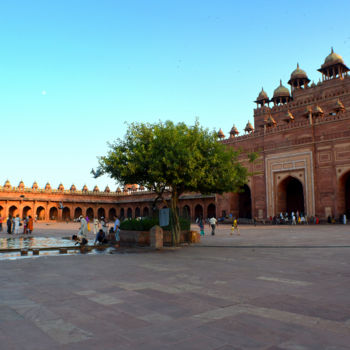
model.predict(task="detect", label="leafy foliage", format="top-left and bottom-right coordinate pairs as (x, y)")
top-left (95, 120), bottom-right (252, 244)
top-left (120, 216), bottom-right (190, 231)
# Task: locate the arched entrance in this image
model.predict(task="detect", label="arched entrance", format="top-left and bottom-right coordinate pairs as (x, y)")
top-left (182, 205), bottom-right (190, 219)
top-left (277, 176), bottom-right (304, 214)
top-left (338, 171), bottom-right (350, 219)
top-left (120, 208), bottom-right (125, 218)
top-left (86, 208), bottom-right (94, 220)
top-left (346, 175), bottom-right (350, 219)
top-left (74, 207), bottom-right (82, 219)
top-left (127, 208), bottom-right (132, 218)
top-left (62, 207), bottom-right (70, 221)
top-left (207, 203), bottom-right (216, 218)
top-left (195, 204), bottom-right (203, 219)
top-left (0, 206), bottom-right (3, 216)
top-left (49, 207), bottom-right (58, 220)
top-left (9, 206), bottom-right (18, 217)
top-left (36, 206), bottom-right (45, 220)
top-left (22, 206), bottom-right (32, 218)
top-left (97, 208), bottom-right (105, 219)
top-left (135, 207), bottom-right (140, 218)
top-left (109, 208), bottom-right (116, 220)
top-left (238, 185), bottom-right (252, 219)
top-left (143, 207), bottom-right (149, 217)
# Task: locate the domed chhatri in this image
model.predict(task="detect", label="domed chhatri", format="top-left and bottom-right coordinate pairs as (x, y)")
top-left (255, 87), bottom-right (269, 107)
top-left (58, 183), bottom-right (64, 191)
top-left (272, 80), bottom-right (291, 105)
top-left (318, 48), bottom-right (349, 80)
top-left (32, 181), bottom-right (38, 190)
top-left (82, 185), bottom-right (88, 192)
top-left (70, 184), bottom-right (77, 191)
top-left (45, 182), bottom-right (51, 191)
top-left (288, 63), bottom-right (310, 90)
top-left (116, 187), bottom-right (122, 193)
top-left (18, 181), bottom-right (25, 189)
top-left (93, 185), bottom-right (99, 192)
top-left (104, 185), bottom-right (110, 193)
top-left (217, 128), bottom-right (225, 139)
top-left (244, 121), bottom-right (254, 133)
top-left (229, 125), bottom-right (239, 138)
top-left (4, 180), bottom-right (11, 189)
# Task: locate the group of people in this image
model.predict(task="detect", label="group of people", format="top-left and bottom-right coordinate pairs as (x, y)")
top-left (0, 215), bottom-right (34, 234)
top-left (271, 211), bottom-right (309, 225)
top-left (196, 216), bottom-right (240, 236)
top-left (72, 215), bottom-right (121, 247)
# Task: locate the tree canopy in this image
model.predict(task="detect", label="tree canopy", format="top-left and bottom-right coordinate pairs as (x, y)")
top-left (95, 120), bottom-right (253, 244)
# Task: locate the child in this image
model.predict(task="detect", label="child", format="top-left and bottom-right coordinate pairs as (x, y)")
top-left (233, 218), bottom-right (239, 235)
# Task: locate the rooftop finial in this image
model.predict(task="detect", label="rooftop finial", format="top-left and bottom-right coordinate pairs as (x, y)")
top-left (297, 62), bottom-right (299, 68)
top-left (280, 79), bottom-right (282, 86)
top-left (331, 47), bottom-right (334, 53)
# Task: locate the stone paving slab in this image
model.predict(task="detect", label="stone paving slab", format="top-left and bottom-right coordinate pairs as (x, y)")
top-left (0, 224), bottom-right (350, 348)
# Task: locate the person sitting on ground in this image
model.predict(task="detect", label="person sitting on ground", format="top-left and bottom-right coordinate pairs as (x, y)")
top-left (94, 229), bottom-right (108, 245)
top-left (72, 234), bottom-right (88, 246)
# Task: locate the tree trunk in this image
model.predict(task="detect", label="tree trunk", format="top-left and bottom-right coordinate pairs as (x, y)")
top-left (170, 192), bottom-right (180, 245)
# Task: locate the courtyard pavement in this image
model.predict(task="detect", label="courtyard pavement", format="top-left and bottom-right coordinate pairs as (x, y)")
top-left (0, 223), bottom-right (349, 349)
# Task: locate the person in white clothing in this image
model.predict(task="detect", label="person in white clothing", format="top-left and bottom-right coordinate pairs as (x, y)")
top-left (78, 216), bottom-right (89, 237)
top-left (93, 218), bottom-right (99, 235)
top-left (14, 215), bottom-right (21, 234)
top-left (209, 217), bottom-right (217, 236)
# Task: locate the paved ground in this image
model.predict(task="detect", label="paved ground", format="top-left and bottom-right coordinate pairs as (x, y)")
top-left (0, 223), bottom-right (350, 349)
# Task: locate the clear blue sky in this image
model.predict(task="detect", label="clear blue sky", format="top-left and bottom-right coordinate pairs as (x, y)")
top-left (1, 0), bottom-right (349, 190)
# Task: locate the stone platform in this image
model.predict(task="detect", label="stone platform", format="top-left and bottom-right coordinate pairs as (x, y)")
top-left (0, 223), bottom-right (349, 349)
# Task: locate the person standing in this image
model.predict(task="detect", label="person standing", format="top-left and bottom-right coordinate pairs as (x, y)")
top-left (197, 216), bottom-right (205, 236)
top-left (113, 215), bottom-right (120, 232)
top-left (209, 216), bottom-right (217, 236)
top-left (93, 218), bottom-right (99, 235)
top-left (7, 216), bottom-right (12, 234)
top-left (100, 217), bottom-right (108, 235)
top-left (27, 216), bottom-right (34, 234)
top-left (78, 215), bottom-right (89, 237)
top-left (14, 215), bottom-right (21, 234)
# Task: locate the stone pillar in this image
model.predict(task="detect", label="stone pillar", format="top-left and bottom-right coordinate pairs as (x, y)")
top-left (150, 225), bottom-right (163, 249)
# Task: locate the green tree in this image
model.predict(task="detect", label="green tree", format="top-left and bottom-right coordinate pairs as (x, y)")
top-left (94, 120), bottom-right (251, 245)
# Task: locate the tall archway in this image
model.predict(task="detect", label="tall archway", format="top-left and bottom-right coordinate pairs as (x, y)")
top-left (143, 207), bottom-right (150, 217)
top-left (120, 208), bottom-right (125, 218)
top-left (207, 203), bottom-right (216, 218)
top-left (22, 206), bottom-right (32, 218)
top-left (346, 175), bottom-right (350, 219)
top-left (195, 204), bottom-right (203, 219)
top-left (9, 206), bottom-right (18, 217)
top-left (74, 207), bottom-right (82, 219)
top-left (182, 205), bottom-right (190, 219)
top-left (277, 176), bottom-right (304, 214)
top-left (127, 208), bottom-right (132, 218)
top-left (62, 207), bottom-right (70, 221)
top-left (36, 206), bottom-right (45, 220)
top-left (238, 185), bottom-right (252, 219)
top-left (0, 206), bottom-right (3, 216)
top-left (338, 171), bottom-right (350, 219)
top-left (109, 208), bottom-right (116, 220)
top-left (135, 207), bottom-right (140, 218)
top-left (86, 207), bottom-right (94, 220)
top-left (97, 208), bottom-right (105, 219)
top-left (49, 207), bottom-right (58, 220)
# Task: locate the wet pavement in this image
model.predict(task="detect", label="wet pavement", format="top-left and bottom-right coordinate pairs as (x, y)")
top-left (0, 223), bottom-right (349, 349)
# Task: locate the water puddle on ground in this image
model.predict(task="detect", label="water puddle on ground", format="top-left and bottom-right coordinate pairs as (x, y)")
top-left (0, 236), bottom-right (117, 260)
